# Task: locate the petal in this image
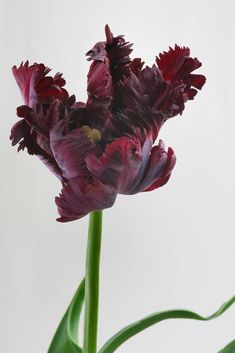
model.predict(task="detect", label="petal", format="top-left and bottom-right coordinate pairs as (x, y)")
top-left (86, 25), bottom-right (133, 95)
top-left (156, 45), bottom-right (206, 116)
top-left (55, 177), bottom-right (117, 222)
top-left (85, 25), bottom-right (133, 129)
top-left (87, 61), bottom-right (112, 101)
top-left (12, 62), bottom-right (69, 109)
top-left (85, 59), bottom-right (113, 129)
top-left (10, 118), bottom-right (39, 154)
top-left (12, 61), bottom-right (38, 105)
top-left (50, 120), bottom-right (96, 180)
top-left (156, 45), bottom-right (206, 90)
top-left (105, 26), bottom-right (133, 83)
top-left (86, 136), bottom-right (145, 194)
top-left (183, 73), bottom-right (206, 90)
top-left (86, 25), bottom-right (133, 82)
top-left (118, 66), bottom-right (166, 111)
top-left (10, 115), bottom-right (62, 180)
top-left (156, 45), bottom-right (192, 82)
top-left (107, 67), bottom-right (166, 138)
top-left (130, 58), bottom-right (145, 75)
top-left (143, 146), bottom-right (176, 191)
top-left (15, 104), bottom-right (51, 154)
top-left (131, 141), bottom-right (176, 193)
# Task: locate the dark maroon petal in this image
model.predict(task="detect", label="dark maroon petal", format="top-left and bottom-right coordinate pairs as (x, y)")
top-left (85, 34), bottom-right (112, 129)
top-left (10, 116), bottom-right (63, 180)
top-left (107, 67), bottom-right (167, 138)
top-left (105, 24), bottom-right (113, 45)
top-left (15, 104), bottom-right (53, 155)
top-left (183, 73), bottom-right (206, 90)
top-left (110, 61), bottom-right (203, 128)
top-left (85, 25), bottom-right (134, 129)
top-left (46, 99), bottom-right (62, 128)
top-left (156, 45), bottom-right (206, 92)
top-left (143, 146), bottom-right (176, 192)
top-left (12, 62), bottom-right (69, 109)
top-left (12, 61), bottom-right (36, 106)
top-left (86, 24), bottom-right (133, 79)
top-left (86, 25), bottom-right (133, 85)
top-left (131, 141), bottom-right (176, 193)
top-left (118, 66), bottom-right (165, 111)
top-left (156, 45), bottom-right (191, 82)
top-left (154, 45), bottom-right (206, 117)
top-left (105, 27), bottom-right (133, 84)
top-left (13, 104), bottom-right (51, 154)
top-left (85, 59), bottom-right (113, 129)
top-left (103, 107), bottom-right (163, 146)
top-left (87, 61), bottom-right (112, 101)
top-left (130, 58), bottom-right (145, 75)
top-left (185, 88), bottom-right (198, 100)
top-left (50, 120), bottom-right (96, 180)
top-left (56, 177), bottom-right (117, 222)
top-left (86, 136), bottom-right (145, 193)
top-left (15, 100), bottom-right (61, 155)
top-left (16, 104), bottom-right (47, 136)
top-left (10, 119), bottom-right (39, 154)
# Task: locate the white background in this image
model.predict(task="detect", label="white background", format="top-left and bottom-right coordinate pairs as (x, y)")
top-left (1, 0), bottom-right (235, 352)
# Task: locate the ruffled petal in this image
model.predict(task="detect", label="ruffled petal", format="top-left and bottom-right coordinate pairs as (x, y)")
top-left (12, 62), bottom-right (69, 109)
top-left (143, 146), bottom-right (176, 192)
top-left (183, 73), bottom-right (206, 90)
top-left (119, 66), bottom-right (169, 112)
top-left (104, 24), bottom-right (133, 83)
top-left (10, 118), bottom-right (39, 154)
top-left (117, 60), bottom-right (203, 122)
top-left (50, 120), bottom-right (96, 180)
top-left (156, 45), bottom-right (195, 82)
top-left (106, 67), bottom-right (167, 138)
top-left (131, 140), bottom-right (176, 193)
top-left (10, 112), bottom-right (62, 180)
top-left (130, 58), bottom-right (145, 75)
top-left (87, 61), bottom-right (112, 101)
top-left (85, 25), bottom-right (133, 129)
top-left (15, 104), bottom-right (52, 155)
top-left (85, 58), bottom-right (113, 129)
top-left (56, 177), bottom-right (117, 222)
top-left (86, 136), bottom-right (144, 193)
top-left (156, 45), bottom-right (206, 104)
top-left (86, 24), bottom-right (133, 82)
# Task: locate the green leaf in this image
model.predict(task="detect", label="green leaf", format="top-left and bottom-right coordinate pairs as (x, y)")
top-left (218, 339), bottom-right (235, 353)
top-left (99, 295), bottom-right (235, 353)
top-left (47, 278), bottom-right (85, 353)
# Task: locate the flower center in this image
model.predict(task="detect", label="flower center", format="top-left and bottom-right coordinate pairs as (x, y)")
top-left (81, 125), bottom-right (102, 143)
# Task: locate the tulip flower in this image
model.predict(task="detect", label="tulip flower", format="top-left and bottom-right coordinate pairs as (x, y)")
top-left (10, 25), bottom-right (205, 222)
top-left (12, 26), bottom-right (235, 353)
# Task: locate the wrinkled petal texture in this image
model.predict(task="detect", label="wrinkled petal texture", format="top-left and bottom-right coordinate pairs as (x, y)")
top-left (11, 26), bottom-right (205, 222)
top-left (50, 120), bottom-right (96, 179)
top-left (12, 61), bottom-right (68, 109)
top-left (156, 45), bottom-right (206, 109)
top-left (86, 136), bottom-right (176, 195)
top-left (56, 178), bottom-right (117, 222)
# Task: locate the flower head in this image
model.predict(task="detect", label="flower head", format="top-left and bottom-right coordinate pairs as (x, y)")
top-left (10, 25), bottom-right (205, 222)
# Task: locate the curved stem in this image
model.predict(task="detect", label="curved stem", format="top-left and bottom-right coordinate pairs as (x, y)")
top-left (83, 210), bottom-right (103, 353)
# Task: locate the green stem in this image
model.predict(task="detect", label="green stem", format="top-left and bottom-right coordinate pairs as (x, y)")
top-left (83, 210), bottom-right (103, 353)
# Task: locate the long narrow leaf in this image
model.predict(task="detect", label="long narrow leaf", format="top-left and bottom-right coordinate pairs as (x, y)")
top-left (47, 278), bottom-right (85, 353)
top-left (99, 295), bottom-right (235, 353)
top-left (218, 339), bottom-right (235, 353)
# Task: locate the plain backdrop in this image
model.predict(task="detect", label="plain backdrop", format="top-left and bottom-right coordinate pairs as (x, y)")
top-left (1, 0), bottom-right (235, 352)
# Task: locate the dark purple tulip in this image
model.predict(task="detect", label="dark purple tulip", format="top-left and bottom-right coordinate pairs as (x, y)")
top-left (10, 25), bottom-right (206, 222)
